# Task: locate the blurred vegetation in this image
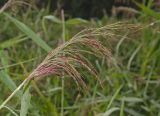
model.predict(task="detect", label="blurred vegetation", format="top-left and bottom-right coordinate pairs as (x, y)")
top-left (1, 0), bottom-right (158, 19)
top-left (0, 0), bottom-right (160, 116)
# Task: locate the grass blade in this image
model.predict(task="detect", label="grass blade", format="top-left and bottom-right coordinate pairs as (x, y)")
top-left (44, 15), bottom-right (61, 24)
top-left (0, 71), bottom-right (17, 92)
top-left (3, 106), bottom-right (18, 116)
top-left (0, 35), bottom-right (28, 49)
top-left (66, 18), bottom-right (88, 25)
top-left (4, 13), bottom-right (52, 52)
top-left (120, 97), bottom-right (125, 116)
top-left (0, 50), bottom-right (17, 92)
top-left (121, 97), bottom-right (143, 103)
top-left (134, 1), bottom-right (160, 19)
top-left (107, 85), bottom-right (122, 109)
top-left (20, 88), bottom-right (31, 116)
top-left (103, 107), bottom-right (120, 116)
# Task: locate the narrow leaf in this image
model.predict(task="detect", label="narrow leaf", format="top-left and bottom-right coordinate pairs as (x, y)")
top-left (20, 88), bottom-right (31, 116)
top-left (0, 50), bottom-right (17, 92)
top-left (44, 15), bottom-right (61, 24)
top-left (0, 35), bottom-right (28, 49)
top-left (4, 13), bottom-right (52, 52)
top-left (121, 97), bottom-right (143, 103)
top-left (103, 107), bottom-right (119, 116)
top-left (0, 71), bottom-right (17, 92)
top-left (134, 1), bottom-right (160, 19)
top-left (66, 18), bottom-right (88, 25)
top-left (0, 50), bottom-right (21, 97)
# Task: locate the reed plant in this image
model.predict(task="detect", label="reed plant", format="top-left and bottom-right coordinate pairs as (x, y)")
top-left (0, 22), bottom-right (141, 110)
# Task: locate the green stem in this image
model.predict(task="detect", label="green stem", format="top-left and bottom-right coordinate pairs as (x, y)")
top-left (61, 9), bottom-right (65, 116)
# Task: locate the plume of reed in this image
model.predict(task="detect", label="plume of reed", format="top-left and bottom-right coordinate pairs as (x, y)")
top-left (0, 22), bottom-right (141, 110)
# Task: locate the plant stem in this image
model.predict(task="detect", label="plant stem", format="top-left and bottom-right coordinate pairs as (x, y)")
top-left (61, 10), bottom-right (65, 116)
top-left (0, 0), bottom-right (12, 14)
top-left (0, 78), bottom-right (28, 110)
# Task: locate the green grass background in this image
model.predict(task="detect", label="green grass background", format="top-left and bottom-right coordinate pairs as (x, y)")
top-left (0, 2), bottom-right (160, 116)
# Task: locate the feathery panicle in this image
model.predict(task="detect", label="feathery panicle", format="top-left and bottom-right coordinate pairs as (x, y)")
top-left (28, 22), bottom-right (141, 88)
top-left (0, 22), bottom-right (141, 110)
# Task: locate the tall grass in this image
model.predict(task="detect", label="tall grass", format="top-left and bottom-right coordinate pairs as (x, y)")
top-left (0, 19), bottom-right (141, 111)
top-left (0, 1), bottom-right (160, 116)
